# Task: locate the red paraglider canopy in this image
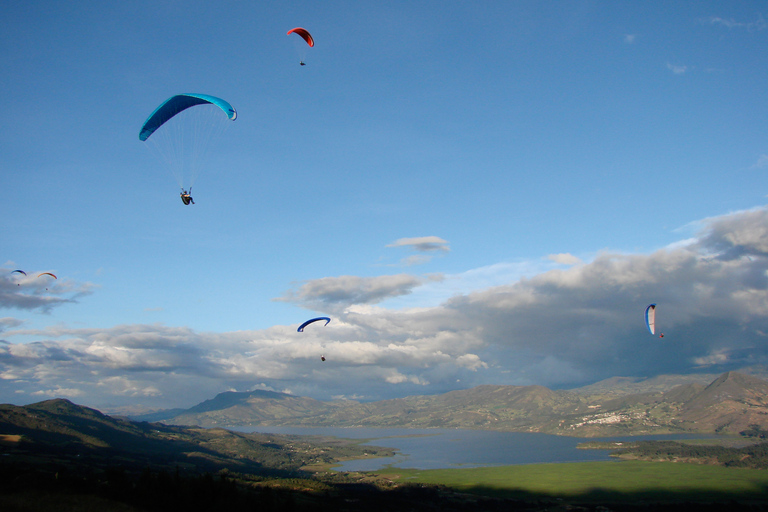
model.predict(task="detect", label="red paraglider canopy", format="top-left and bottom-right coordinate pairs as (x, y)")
top-left (287, 27), bottom-right (314, 47)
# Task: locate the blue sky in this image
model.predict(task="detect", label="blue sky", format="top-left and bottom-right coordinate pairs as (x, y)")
top-left (2, 1), bottom-right (768, 412)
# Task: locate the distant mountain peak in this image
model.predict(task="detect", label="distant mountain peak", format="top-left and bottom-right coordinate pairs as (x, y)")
top-left (185, 389), bottom-right (291, 415)
top-left (700, 371), bottom-right (768, 396)
top-left (27, 398), bottom-right (104, 417)
top-left (33, 398), bottom-right (75, 407)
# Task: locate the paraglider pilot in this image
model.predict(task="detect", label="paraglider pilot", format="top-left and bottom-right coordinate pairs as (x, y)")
top-left (180, 189), bottom-right (195, 205)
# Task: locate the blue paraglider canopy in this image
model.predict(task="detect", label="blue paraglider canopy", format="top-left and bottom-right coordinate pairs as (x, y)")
top-left (139, 94), bottom-right (237, 142)
top-left (297, 317), bottom-right (331, 332)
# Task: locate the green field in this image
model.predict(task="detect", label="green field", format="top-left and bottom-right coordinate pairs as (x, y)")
top-left (383, 460), bottom-right (768, 504)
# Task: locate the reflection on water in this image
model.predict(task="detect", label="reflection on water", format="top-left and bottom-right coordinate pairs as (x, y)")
top-left (233, 426), bottom-right (714, 471)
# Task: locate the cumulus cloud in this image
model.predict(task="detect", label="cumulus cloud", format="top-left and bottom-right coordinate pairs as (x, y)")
top-left (437, 208), bottom-right (768, 381)
top-left (694, 207), bottom-right (768, 259)
top-left (3, 208), bottom-right (768, 411)
top-left (0, 318), bottom-right (484, 409)
top-left (0, 324), bottom-right (237, 409)
top-left (456, 353), bottom-right (488, 371)
top-left (624, 34), bottom-right (636, 44)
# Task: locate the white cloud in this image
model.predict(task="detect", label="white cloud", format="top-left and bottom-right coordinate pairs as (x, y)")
top-left (384, 370), bottom-right (429, 385)
top-left (456, 353), bottom-right (488, 371)
top-left (692, 349), bottom-right (732, 366)
top-left (667, 63), bottom-right (688, 75)
top-left (400, 254), bottom-right (433, 267)
top-left (752, 155), bottom-right (768, 169)
top-left (98, 376), bottom-right (162, 397)
top-left (547, 253), bottom-right (583, 266)
top-left (702, 15), bottom-right (766, 31)
top-left (32, 387), bottom-right (84, 398)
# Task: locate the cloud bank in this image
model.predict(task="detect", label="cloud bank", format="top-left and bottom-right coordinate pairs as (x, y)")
top-left (2, 208), bottom-right (768, 411)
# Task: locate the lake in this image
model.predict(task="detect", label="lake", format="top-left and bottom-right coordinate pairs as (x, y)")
top-left (235, 426), bottom-right (714, 471)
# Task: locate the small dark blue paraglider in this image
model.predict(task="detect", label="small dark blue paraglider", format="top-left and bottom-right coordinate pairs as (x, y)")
top-left (11, 269), bottom-right (25, 286)
top-left (297, 317), bottom-right (331, 332)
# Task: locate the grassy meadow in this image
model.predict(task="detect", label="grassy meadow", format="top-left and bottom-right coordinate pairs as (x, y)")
top-left (381, 460), bottom-right (768, 504)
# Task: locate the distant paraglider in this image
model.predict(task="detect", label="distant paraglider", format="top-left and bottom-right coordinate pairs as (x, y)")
top-left (297, 316), bottom-right (331, 332)
top-left (287, 27), bottom-right (314, 65)
top-left (287, 27), bottom-right (314, 47)
top-left (38, 272), bottom-right (57, 290)
top-left (11, 269), bottom-right (25, 286)
top-left (645, 304), bottom-right (664, 338)
top-left (297, 316), bottom-right (331, 362)
top-left (139, 94), bottom-right (237, 203)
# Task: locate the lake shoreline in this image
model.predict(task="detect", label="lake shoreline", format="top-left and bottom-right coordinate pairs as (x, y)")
top-left (232, 425), bottom-right (721, 471)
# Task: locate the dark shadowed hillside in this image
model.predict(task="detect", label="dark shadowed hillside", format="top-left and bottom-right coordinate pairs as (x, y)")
top-left (0, 399), bottom-right (392, 476)
top-left (0, 400), bottom-right (538, 511)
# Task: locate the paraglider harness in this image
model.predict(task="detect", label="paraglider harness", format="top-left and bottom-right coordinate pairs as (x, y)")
top-left (180, 188), bottom-right (194, 205)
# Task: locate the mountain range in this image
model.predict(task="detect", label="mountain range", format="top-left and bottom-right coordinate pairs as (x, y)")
top-left (131, 370), bottom-right (768, 437)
